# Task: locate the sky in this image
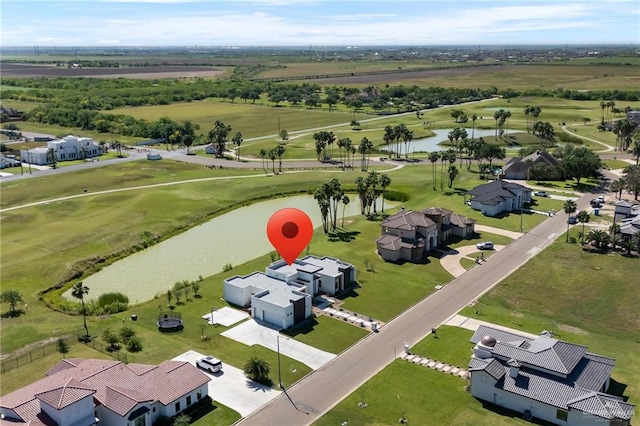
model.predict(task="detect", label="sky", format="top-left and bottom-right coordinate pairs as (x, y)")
top-left (1, 0), bottom-right (638, 47)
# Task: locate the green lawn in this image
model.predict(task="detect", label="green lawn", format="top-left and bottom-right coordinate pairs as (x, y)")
top-left (282, 315), bottom-right (369, 354)
top-left (315, 360), bottom-right (534, 426)
top-left (410, 325), bottom-right (474, 368)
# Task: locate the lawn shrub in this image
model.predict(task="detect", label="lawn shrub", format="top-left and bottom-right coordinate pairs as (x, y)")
top-left (384, 190), bottom-right (410, 202)
top-left (126, 336), bottom-right (143, 352)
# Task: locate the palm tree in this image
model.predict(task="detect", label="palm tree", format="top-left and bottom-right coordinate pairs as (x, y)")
top-left (620, 239), bottom-right (637, 255)
top-left (577, 210), bottom-right (590, 243)
top-left (244, 356), bottom-right (271, 383)
top-left (610, 178), bottom-right (626, 200)
top-left (448, 164), bottom-right (459, 188)
top-left (341, 195), bottom-right (350, 227)
top-left (355, 176), bottom-right (368, 215)
top-left (563, 200), bottom-right (577, 242)
top-left (72, 282), bottom-right (90, 338)
top-left (379, 174), bottom-right (391, 212)
top-left (428, 152), bottom-right (440, 191)
top-left (102, 328), bottom-right (120, 351)
top-left (268, 149), bottom-right (277, 173)
top-left (275, 144), bottom-right (286, 172)
top-left (1, 290), bottom-right (24, 316)
top-left (471, 114), bottom-right (478, 139)
top-left (232, 131), bottom-right (243, 160)
top-left (358, 137), bottom-right (373, 171)
top-left (586, 229), bottom-right (611, 250)
top-left (259, 149), bottom-right (267, 171)
top-left (632, 139), bottom-right (640, 165)
top-left (600, 101), bottom-right (606, 123)
top-left (609, 223), bottom-right (621, 249)
top-left (46, 147), bottom-right (57, 169)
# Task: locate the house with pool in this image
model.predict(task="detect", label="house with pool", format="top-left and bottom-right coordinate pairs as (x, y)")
top-left (223, 256), bottom-right (356, 329)
top-left (468, 325), bottom-right (635, 425)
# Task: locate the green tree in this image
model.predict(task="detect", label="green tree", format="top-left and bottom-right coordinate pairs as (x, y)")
top-left (358, 137), bottom-right (373, 171)
top-left (275, 144), bottom-right (286, 172)
top-left (46, 147), bottom-right (57, 169)
top-left (71, 282), bottom-right (90, 338)
top-left (560, 147), bottom-right (602, 184)
top-left (208, 120), bottom-right (232, 158)
top-left (528, 163), bottom-right (551, 183)
top-left (447, 164), bottom-right (459, 188)
top-left (279, 129), bottom-right (288, 141)
top-left (102, 328), bottom-right (120, 351)
top-left (119, 326), bottom-right (136, 343)
top-left (341, 194), bottom-right (350, 228)
top-left (268, 149), bottom-right (277, 173)
top-left (57, 338), bottom-right (69, 357)
top-left (173, 414), bottom-right (191, 426)
top-left (243, 356), bottom-right (271, 383)
top-left (379, 174), bottom-right (391, 212)
top-left (259, 149), bottom-right (267, 171)
top-left (586, 229), bottom-right (610, 250)
top-left (232, 131), bottom-right (243, 160)
top-left (577, 210), bottom-right (590, 244)
top-left (428, 151), bottom-right (440, 190)
top-left (563, 200), bottom-right (577, 243)
top-left (1, 290), bottom-right (24, 316)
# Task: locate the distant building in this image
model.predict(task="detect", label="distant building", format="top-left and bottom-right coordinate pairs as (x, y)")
top-left (20, 135), bottom-right (102, 165)
top-left (466, 180), bottom-right (531, 217)
top-left (0, 358), bottom-right (210, 426)
top-left (614, 200), bottom-right (640, 246)
top-left (223, 256), bottom-right (356, 329)
top-left (376, 207), bottom-right (475, 262)
top-left (626, 110), bottom-right (640, 124)
top-left (468, 325), bottom-right (635, 425)
top-left (502, 151), bottom-right (562, 180)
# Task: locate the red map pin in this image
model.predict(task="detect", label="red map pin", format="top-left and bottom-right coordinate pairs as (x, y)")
top-left (267, 208), bottom-right (313, 265)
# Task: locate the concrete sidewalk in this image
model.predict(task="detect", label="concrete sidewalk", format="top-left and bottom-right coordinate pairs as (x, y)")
top-left (221, 319), bottom-right (336, 370)
top-left (443, 314), bottom-right (538, 339)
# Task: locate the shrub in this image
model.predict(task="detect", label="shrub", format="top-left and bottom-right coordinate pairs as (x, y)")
top-left (119, 326), bottom-right (136, 343)
top-left (96, 292), bottom-right (129, 313)
top-left (126, 337), bottom-right (143, 352)
top-left (384, 190), bottom-right (410, 202)
top-left (223, 263), bottom-right (233, 272)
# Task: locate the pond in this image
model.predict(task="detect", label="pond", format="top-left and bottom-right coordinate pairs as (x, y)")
top-left (380, 128), bottom-right (514, 153)
top-left (65, 195), bottom-right (386, 303)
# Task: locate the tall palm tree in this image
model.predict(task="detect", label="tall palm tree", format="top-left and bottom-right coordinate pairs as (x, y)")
top-left (610, 178), bottom-right (626, 200)
top-left (428, 151), bottom-right (440, 191)
top-left (341, 195), bottom-right (350, 227)
top-left (379, 174), bottom-right (391, 212)
top-left (72, 281), bottom-right (90, 338)
top-left (577, 210), bottom-right (590, 243)
top-left (259, 149), bottom-right (267, 171)
top-left (275, 144), bottom-right (286, 172)
top-left (563, 200), bottom-right (577, 242)
top-left (471, 114), bottom-right (478, 139)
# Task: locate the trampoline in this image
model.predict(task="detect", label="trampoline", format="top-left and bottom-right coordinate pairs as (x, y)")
top-left (157, 312), bottom-right (183, 332)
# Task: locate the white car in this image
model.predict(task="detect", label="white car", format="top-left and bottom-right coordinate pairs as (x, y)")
top-left (476, 241), bottom-right (494, 250)
top-left (196, 356), bottom-right (223, 373)
top-left (534, 191), bottom-right (549, 197)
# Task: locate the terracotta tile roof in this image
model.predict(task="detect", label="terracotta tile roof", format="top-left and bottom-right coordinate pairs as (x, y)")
top-left (34, 379), bottom-right (95, 409)
top-left (0, 359), bottom-right (210, 424)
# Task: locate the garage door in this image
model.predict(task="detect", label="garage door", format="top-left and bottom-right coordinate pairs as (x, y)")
top-left (264, 310), bottom-right (281, 327)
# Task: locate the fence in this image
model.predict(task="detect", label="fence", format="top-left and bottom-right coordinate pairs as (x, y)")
top-left (1, 336), bottom-right (128, 374)
top-left (1, 337), bottom-right (73, 374)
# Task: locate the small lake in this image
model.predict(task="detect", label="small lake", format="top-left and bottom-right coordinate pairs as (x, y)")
top-left (380, 128), bottom-right (510, 153)
top-left (65, 195), bottom-right (386, 303)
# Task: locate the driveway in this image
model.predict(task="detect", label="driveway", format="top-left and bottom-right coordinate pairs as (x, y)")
top-left (172, 350), bottom-right (280, 417)
top-left (439, 244), bottom-right (506, 278)
top-left (221, 319), bottom-right (336, 370)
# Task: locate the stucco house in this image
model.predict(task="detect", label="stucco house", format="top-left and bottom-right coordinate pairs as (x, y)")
top-left (613, 200), bottom-right (640, 245)
top-left (20, 135), bottom-right (102, 165)
top-left (376, 207), bottom-right (475, 262)
top-left (223, 256), bottom-right (356, 329)
top-left (468, 325), bottom-right (635, 425)
top-left (502, 151), bottom-right (562, 180)
top-left (0, 358), bottom-right (210, 426)
top-left (467, 180), bottom-right (531, 217)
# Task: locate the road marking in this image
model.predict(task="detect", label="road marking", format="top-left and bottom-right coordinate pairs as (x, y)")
top-left (526, 247), bottom-right (541, 256)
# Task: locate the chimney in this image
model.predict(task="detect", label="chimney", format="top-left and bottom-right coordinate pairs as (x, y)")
top-left (508, 359), bottom-right (521, 379)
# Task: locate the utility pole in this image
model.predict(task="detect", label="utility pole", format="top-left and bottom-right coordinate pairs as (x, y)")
top-left (277, 335), bottom-right (282, 388)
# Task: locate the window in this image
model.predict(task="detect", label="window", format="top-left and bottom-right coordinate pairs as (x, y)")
top-left (175, 401), bottom-right (181, 412)
top-left (187, 396), bottom-right (192, 406)
top-left (134, 416), bottom-right (145, 426)
top-left (556, 409), bottom-right (568, 421)
top-left (197, 391), bottom-right (202, 400)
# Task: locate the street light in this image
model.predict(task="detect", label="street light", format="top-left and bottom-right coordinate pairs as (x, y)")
top-left (277, 335), bottom-right (282, 388)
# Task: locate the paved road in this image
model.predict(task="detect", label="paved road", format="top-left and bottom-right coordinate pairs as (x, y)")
top-left (238, 192), bottom-right (594, 426)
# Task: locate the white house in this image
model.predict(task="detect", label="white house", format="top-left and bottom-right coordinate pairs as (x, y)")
top-left (0, 358), bottom-right (211, 426)
top-left (468, 325), bottom-right (635, 425)
top-left (467, 180), bottom-right (531, 217)
top-left (20, 135), bottom-right (102, 165)
top-left (223, 256), bottom-right (356, 329)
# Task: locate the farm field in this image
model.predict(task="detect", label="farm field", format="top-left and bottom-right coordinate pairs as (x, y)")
top-left (0, 63), bottom-right (227, 79)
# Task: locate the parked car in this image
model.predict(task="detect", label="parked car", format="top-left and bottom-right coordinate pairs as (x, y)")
top-left (567, 214), bottom-right (578, 224)
top-left (476, 241), bottom-right (494, 250)
top-left (597, 195), bottom-right (605, 203)
top-left (534, 191), bottom-right (549, 197)
top-left (196, 356), bottom-right (223, 373)
top-left (590, 199), bottom-right (601, 208)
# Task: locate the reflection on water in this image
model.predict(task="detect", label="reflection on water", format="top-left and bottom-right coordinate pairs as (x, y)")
top-left (66, 195), bottom-right (386, 303)
top-left (380, 128), bottom-right (519, 153)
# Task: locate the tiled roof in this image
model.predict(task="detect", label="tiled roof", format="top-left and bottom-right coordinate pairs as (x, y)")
top-left (34, 379), bottom-right (95, 409)
top-left (381, 210), bottom-right (436, 230)
top-left (470, 325), bottom-right (531, 346)
top-left (0, 359), bottom-right (210, 424)
top-left (450, 213), bottom-right (475, 227)
top-left (421, 207), bottom-right (452, 217)
top-left (376, 234), bottom-right (401, 250)
top-left (467, 180), bottom-right (529, 206)
top-left (567, 393), bottom-right (635, 420)
top-left (469, 357), bottom-right (505, 380)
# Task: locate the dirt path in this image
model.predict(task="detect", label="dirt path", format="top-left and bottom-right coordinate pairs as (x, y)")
top-left (561, 125), bottom-right (613, 152)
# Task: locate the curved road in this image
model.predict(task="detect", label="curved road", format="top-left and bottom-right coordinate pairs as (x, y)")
top-left (238, 192), bottom-right (595, 426)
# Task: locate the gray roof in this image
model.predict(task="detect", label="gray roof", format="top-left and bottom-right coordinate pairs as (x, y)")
top-left (381, 209), bottom-right (436, 231)
top-left (376, 234), bottom-right (402, 250)
top-left (468, 326), bottom-right (632, 420)
top-left (450, 212), bottom-right (475, 227)
top-left (467, 180), bottom-right (530, 206)
top-left (567, 393), bottom-right (635, 420)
